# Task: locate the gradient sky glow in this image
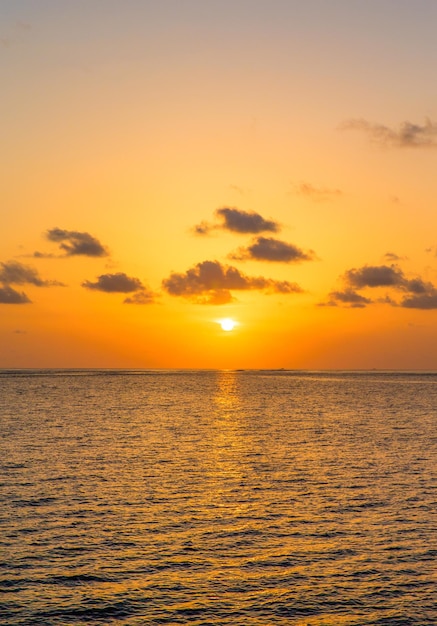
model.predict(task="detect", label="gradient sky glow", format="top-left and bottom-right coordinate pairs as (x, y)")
top-left (2, 0), bottom-right (437, 369)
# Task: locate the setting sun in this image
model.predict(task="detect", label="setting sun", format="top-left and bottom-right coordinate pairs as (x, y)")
top-left (219, 318), bottom-right (237, 332)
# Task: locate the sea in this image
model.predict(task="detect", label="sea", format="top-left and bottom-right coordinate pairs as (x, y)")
top-left (0, 369), bottom-right (436, 625)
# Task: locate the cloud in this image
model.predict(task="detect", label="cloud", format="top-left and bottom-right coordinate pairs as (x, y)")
top-left (325, 262), bottom-right (437, 310)
top-left (383, 252), bottom-right (406, 262)
top-left (0, 261), bottom-right (64, 286)
top-left (82, 273), bottom-right (144, 293)
top-left (193, 207), bottom-right (280, 236)
top-left (46, 228), bottom-right (109, 257)
top-left (325, 289), bottom-right (372, 308)
top-left (0, 285), bottom-right (31, 304)
top-left (162, 260), bottom-right (302, 304)
top-left (216, 207), bottom-right (280, 233)
top-left (294, 182), bottom-right (342, 201)
top-left (230, 236), bottom-right (315, 263)
top-left (123, 289), bottom-right (157, 304)
top-left (341, 118), bottom-right (437, 148)
top-left (192, 221), bottom-right (212, 236)
top-left (401, 289), bottom-right (437, 309)
top-left (344, 265), bottom-right (406, 289)
top-left (229, 184), bottom-right (245, 195)
top-left (32, 251), bottom-right (57, 259)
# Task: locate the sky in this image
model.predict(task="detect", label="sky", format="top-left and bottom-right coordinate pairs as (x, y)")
top-left (2, 0), bottom-right (437, 369)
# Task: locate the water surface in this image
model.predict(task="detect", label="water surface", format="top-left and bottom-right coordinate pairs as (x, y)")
top-left (1, 370), bottom-right (436, 624)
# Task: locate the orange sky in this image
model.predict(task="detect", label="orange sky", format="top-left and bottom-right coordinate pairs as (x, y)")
top-left (2, 1), bottom-right (437, 369)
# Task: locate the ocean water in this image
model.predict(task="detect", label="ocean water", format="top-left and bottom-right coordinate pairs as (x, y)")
top-left (0, 369), bottom-right (436, 626)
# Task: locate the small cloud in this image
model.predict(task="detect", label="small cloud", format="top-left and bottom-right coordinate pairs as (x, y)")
top-left (191, 221), bottom-right (213, 236)
top-left (344, 265), bottom-right (406, 289)
top-left (0, 260), bottom-right (64, 286)
top-left (216, 207), bottom-right (280, 234)
top-left (82, 273), bottom-right (144, 293)
top-left (341, 117), bottom-right (437, 148)
top-left (383, 252), bottom-right (407, 262)
top-left (123, 289), bottom-right (157, 304)
top-left (32, 251), bottom-right (57, 259)
top-left (0, 285), bottom-right (31, 304)
top-left (325, 289), bottom-right (372, 308)
top-left (294, 182), bottom-right (342, 201)
top-left (193, 207), bottom-right (280, 236)
top-left (229, 184), bottom-right (245, 195)
top-left (425, 245), bottom-right (437, 256)
top-left (230, 237), bottom-right (315, 263)
top-left (162, 260), bottom-right (302, 304)
top-left (14, 329), bottom-right (27, 334)
top-left (46, 228), bottom-right (109, 257)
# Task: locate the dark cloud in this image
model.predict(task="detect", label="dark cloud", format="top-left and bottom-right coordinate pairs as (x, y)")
top-left (82, 273), bottom-right (144, 293)
top-left (325, 262), bottom-right (437, 310)
top-left (46, 228), bottom-right (109, 257)
top-left (123, 289), bottom-right (157, 305)
top-left (341, 118), bottom-right (437, 148)
top-left (216, 207), bottom-right (280, 233)
top-left (162, 260), bottom-right (302, 304)
top-left (294, 182), bottom-right (342, 201)
top-left (0, 285), bottom-right (31, 304)
top-left (345, 265), bottom-right (435, 296)
top-left (325, 289), bottom-right (372, 308)
top-left (344, 265), bottom-right (406, 289)
top-left (403, 277), bottom-right (431, 294)
top-left (0, 261), bottom-right (64, 286)
top-left (193, 207), bottom-right (280, 236)
top-left (401, 289), bottom-right (437, 309)
top-left (230, 236), bottom-right (314, 263)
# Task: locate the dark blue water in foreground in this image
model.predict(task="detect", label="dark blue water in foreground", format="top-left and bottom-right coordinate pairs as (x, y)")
top-left (0, 370), bottom-right (436, 625)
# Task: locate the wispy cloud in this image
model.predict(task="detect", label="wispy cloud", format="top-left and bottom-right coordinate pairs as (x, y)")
top-left (229, 237), bottom-right (315, 263)
top-left (193, 207), bottom-right (280, 236)
top-left (323, 289), bottom-right (372, 308)
top-left (0, 261), bottom-right (64, 287)
top-left (124, 289), bottom-right (157, 305)
top-left (45, 228), bottom-right (109, 257)
top-left (341, 118), bottom-right (437, 148)
top-left (162, 260), bottom-right (302, 305)
top-left (229, 184), bottom-right (245, 195)
top-left (383, 252), bottom-right (407, 262)
top-left (294, 182), bottom-right (342, 201)
top-left (0, 285), bottom-right (31, 304)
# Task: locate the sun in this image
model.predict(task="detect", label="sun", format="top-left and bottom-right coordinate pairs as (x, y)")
top-left (219, 318), bottom-right (236, 331)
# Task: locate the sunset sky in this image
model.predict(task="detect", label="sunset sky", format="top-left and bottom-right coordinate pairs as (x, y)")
top-left (2, 0), bottom-right (437, 369)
